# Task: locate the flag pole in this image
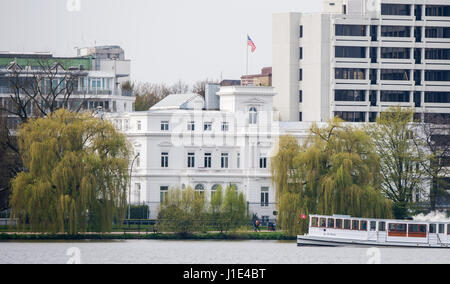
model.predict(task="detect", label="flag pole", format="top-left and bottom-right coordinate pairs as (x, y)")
top-left (246, 34), bottom-right (249, 86)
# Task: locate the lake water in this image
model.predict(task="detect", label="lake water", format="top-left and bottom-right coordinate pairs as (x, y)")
top-left (0, 240), bottom-right (449, 264)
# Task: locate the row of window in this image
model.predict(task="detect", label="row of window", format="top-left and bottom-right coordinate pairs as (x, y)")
top-left (311, 217), bottom-right (450, 236)
top-left (160, 152), bottom-right (268, 169)
top-left (334, 68), bottom-right (450, 82)
top-left (334, 90), bottom-right (450, 104)
top-left (336, 47), bottom-right (450, 61)
top-left (333, 112), bottom-right (450, 124)
top-left (334, 25), bottom-right (450, 39)
top-left (159, 185), bottom-right (271, 207)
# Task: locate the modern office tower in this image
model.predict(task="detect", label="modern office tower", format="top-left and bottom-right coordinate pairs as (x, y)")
top-left (273, 0), bottom-right (450, 123)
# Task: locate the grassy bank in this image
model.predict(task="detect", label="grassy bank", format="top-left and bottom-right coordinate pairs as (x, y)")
top-left (0, 231), bottom-right (296, 241)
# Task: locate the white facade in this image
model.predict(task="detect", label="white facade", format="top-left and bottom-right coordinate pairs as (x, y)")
top-left (108, 86), bottom-right (312, 220)
top-left (273, 0), bottom-right (450, 123)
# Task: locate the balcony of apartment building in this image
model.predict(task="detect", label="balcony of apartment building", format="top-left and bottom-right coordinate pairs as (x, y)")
top-left (72, 87), bottom-right (133, 97)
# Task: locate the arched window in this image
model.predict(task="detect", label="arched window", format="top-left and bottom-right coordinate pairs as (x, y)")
top-left (249, 107), bottom-right (258, 124)
top-left (195, 184), bottom-right (205, 197)
top-left (211, 184), bottom-right (221, 198)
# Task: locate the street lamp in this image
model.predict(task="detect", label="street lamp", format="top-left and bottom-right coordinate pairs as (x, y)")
top-left (128, 152), bottom-right (140, 220)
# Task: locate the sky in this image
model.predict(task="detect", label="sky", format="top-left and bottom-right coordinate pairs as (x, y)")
top-left (0, 0), bottom-right (322, 85)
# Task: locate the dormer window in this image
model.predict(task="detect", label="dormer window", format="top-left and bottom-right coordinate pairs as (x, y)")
top-left (249, 107), bottom-right (258, 125)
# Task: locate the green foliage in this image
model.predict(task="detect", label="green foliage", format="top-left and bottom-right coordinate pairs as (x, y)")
top-left (9, 109), bottom-right (131, 234)
top-left (158, 185), bottom-right (250, 234)
top-left (272, 118), bottom-right (392, 236)
top-left (368, 107), bottom-right (425, 218)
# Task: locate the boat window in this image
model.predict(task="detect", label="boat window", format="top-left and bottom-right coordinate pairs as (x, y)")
top-left (379, 222), bottom-right (386, 232)
top-left (448, 224), bottom-right (450, 235)
top-left (311, 217), bottom-right (319, 227)
top-left (344, 219), bottom-right (351, 230)
top-left (430, 224), bottom-right (437, 234)
top-left (389, 223), bottom-right (407, 237)
top-left (397, 224), bottom-right (406, 232)
top-left (327, 218), bottom-right (335, 228)
top-left (336, 219), bottom-right (343, 229)
top-left (360, 221), bottom-right (368, 231)
top-left (352, 220), bottom-right (359, 230)
top-left (439, 224), bottom-right (445, 234)
top-left (408, 224), bottom-right (427, 238)
top-left (370, 221), bottom-right (377, 231)
top-left (320, 218), bottom-right (327, 228)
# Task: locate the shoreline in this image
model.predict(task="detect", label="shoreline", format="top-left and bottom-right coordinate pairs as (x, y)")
top-left (0, 232), bottom-right (296, 241)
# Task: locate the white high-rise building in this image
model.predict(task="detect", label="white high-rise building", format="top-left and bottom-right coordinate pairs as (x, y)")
top-left (273, 0), bottom-right (450, 123)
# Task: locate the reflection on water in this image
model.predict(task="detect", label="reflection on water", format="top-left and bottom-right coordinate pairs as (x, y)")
top-left (0, 240), bottom-right (449, 264)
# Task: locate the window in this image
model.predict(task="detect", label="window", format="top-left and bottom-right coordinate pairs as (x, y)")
top-left (299, 112), bottom-right (302, 122)
top-left (299, 25), bottom-right (303, 38)
top-left (380, 69), bottom-right (410, 81)
top-left (299, 47), bottom-right (303, 60)
top-left (425, 92), bottom-right (450, 104)
top-left (221, 153), bottom-right (229, 169)
top-left (187, 121), bottom-right (195, 131)
top-left (320, 218), bottom-right (326, 228)
top-left (136, 153), bottom-right (141, 168)
top-left (381, 4), bottom-right (411, 16)
top-left (360, 221), bottom-right (368, 231)
top-left (430, 224), bottom-right (437, 234)
top-left (425, 70), bottom-right (450, 81)
top-left (425, 49), bottom-right (450, 60)
top-left (334, 90), bottom-right (365, 102)
top-left (335, 46), bottom-right (366, 58)
top-left (334, 112), bottom-right (366, 123)
top-left (195, 184), bottom-right (205, 196)
top-left (426, 5), bottom-right (450, 17)
top-left (379, 222), bottom-right (386, 232)
top-left (327, 218), bottom-right (335, 228)
top-left (259, 156), bottom-right (267, 169)
top-left (344, 220), bottom-right (351, 230)
top-left (408, 224), bottom-right (427, 238)
top-left (161, 121), bottom-right (169, 131)
top-left (261, 187), bottom-right (269, 207)
top-left (187, 152), bottom-right (195, 168)
top-left (137, 120), bottom-right (142, 131)
top-left (160, 186), bottom-right (169, 203)
top-left (425, 27), bottom-right (450, 38)
top-left (335, 68), bottom-right (366, 80)
top-left (335, 25), bottom-right (366, 36)
top-left (336, 219), bottom-right (343, 229)
top-left (299, 91), bottom-right (303, 103)
top-left (388, 223), bottom-right (407, 237)
top-left (222, 122), bottom-right (229, 132)
top-left (381, 91), bottom-right (410, 102)
top-left (370, 221), bottom-right (377, 231)
top-left (134, 183), bottom-right (141, 203)
top-left (299, 69), bottom-right (303, 81)
top-left (237, 153), bottom-right (241, 169)
top-left (311, 217), bottom-right (319, 227)
top-left (204, 122), bottom-right (212, 131)
top-left (211, 184), bottom-right (220, 198)
top-left (448, 224), bottom-right (450, 235)
top-left (439, 224), bottom-right (445, 234)
top-left (381, 47), bottom-right (410, 59)
top-left (352, 220), bottom-right (360, 230)
top-left (161, 152), bottom-right (169, 168)
top-left (249, 107), bottom-right (258, 124)
top-left (381, 26), bottom-right (411, 37)
top-left (204, 153), bottom-right (212, 168)
top-left (124, 120), bottom-right (130, 131)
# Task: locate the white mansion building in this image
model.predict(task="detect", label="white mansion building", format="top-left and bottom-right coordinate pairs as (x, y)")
top-left (108, 86), bottom-right (311, 220)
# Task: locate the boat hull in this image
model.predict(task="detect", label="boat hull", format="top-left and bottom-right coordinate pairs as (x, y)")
top-left (297, 235), bottom-right (450, 249)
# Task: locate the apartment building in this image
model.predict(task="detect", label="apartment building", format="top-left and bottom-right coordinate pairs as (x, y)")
top-left (0, 46), bottom-right (134, 128)
top-left (273, 0), bottom-right (450, 123)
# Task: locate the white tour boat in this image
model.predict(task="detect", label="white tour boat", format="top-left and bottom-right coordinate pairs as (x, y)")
top-left (297, 214), bottom-right (450, 248)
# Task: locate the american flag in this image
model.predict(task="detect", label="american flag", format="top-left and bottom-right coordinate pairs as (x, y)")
top-left (247, 35), bottom-right (256, 53)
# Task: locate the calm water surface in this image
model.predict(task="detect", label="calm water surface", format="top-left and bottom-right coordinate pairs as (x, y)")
top-left (0, 240), bottom-right (449, 264)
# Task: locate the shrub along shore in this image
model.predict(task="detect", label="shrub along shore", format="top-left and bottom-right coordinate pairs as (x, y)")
top-left (0, 232), bottom-right (296, 241)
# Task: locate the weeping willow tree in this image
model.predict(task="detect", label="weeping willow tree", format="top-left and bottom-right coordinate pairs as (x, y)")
top-left (272, 118), bottom-right (392, 236)
top-left (10, 109), bottom-right (131, 234)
